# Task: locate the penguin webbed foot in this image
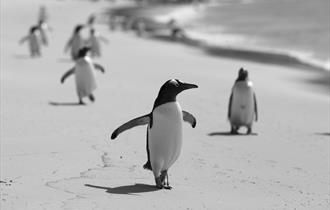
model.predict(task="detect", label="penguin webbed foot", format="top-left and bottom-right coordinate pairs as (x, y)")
top-left (163, 185), bottom-right (172, 190)
top-left (230, 126), bottom-right (239, 134)
top-left (78, 99), bottom-right (86, 105)
top-left (161, 170), bottom-right (172, 190)
top-left (246, 126), bottom-right (252, 135)
top-left (155, 179), bottom-right (172, 190)
top-left (155, 171), bottom-right (172, 190)
top-left (89, 94), bottom-right (95, 102)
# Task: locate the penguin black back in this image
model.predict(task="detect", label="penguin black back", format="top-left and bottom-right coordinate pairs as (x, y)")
top-left (77, 47), bottom-right (90, 59)
top-left (74, 24), bottom-right (84, 34)
top-left (30, 26), bottom-right (39, 34)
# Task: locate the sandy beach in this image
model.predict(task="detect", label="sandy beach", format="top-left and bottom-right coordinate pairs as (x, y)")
top-left (1, 0), bottom-right (329, 209)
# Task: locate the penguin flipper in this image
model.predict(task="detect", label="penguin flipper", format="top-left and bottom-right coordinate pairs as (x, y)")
top-left (253, 93), bottom-right (258, 121)
top-left (228, 93), bottom-right (233, 119)
top-left (61, 68), bottom-right (75, 84)
top-left (182, 110), bottom-right (196, 128)
top-left (111, 114), bottom-right (150, 140)
top-left (93, 63), bottom-right (105, 73)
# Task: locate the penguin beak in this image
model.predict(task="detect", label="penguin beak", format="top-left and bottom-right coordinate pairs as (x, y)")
top-left (181, 82), bottom-right (198, 91)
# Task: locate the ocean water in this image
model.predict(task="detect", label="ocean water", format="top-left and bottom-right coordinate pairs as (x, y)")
top-left (158, 0), bottom-right (330, 71)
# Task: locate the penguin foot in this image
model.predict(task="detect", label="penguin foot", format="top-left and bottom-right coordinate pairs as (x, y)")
top-left (246, 127), bottom-right (252, 135)
top-left (155, 177), bottom-right (164, 189)
top-left (230, 126), bottom-right (238, 134)
top-left (89, 94), bottom-right (95, 102)
top-left (160, 170), bottom-right (172, 190)
top-left (155, 177), bottom-right (172, 190)
top-left (78, 100), bottom-right (85, 105)
top-left (143, 161), bottom-right (152, 171)
top-left (163, 185), bottom-right (172, 190)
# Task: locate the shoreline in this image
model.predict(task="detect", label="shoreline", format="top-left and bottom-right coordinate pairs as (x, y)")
top-left (107, 4), bottom-right (330, 75)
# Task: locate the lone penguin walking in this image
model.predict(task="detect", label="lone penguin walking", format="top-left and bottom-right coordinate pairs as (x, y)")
top-left (19, 26), bottom-right (42, 57)
top-left (60, 47), bottom-right (105, 105)
top-left (111, 79), bottom-right (198, 189)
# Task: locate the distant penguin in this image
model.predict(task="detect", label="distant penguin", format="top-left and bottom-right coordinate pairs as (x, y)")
top-left (38, 20), bottom-right (52, 46)
top-left (86, 28), bottom-right (109, 58)
top-left (19, 26), bottom-right (42, 57)
top-left (111, 79), bottom-right (198, 189)
top-left (64, 24), bottom-right (85, 60)
top-left (228, 68), bottom-right (258, 134)
top-left (60, 47), bottom-right (105, 104)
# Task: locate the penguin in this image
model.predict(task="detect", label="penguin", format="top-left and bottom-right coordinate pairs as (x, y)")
top-left (19, 26), bottom-right (42, 57)
top-left (86, 28), bottom-right (109, 58)
top-left (64, 24), bottom-right (85, 60)
top-left (111, 79), bottom-right (198, 189)
top-left (60, 47), bottom-right (105, 105)
top-left (228, 68), bottom-right (258, 134)
top-left (38, 20), bottom-right (52, 46)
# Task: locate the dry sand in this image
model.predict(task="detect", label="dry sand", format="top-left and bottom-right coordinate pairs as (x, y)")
top-left (1, 0), bottom-right (329, 209)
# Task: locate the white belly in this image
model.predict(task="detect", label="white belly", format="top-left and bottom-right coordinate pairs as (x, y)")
top-left (74, 58), bottom-right (97, 98)
top-left (230, 81), bottom-right (255, 126)
top-left (149, 102), bottom-right (183, 177)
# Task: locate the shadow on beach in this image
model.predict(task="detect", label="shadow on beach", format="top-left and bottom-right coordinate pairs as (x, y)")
top-left (49, 101), bottom-right (83, 106)
top-left (208, 131), bottom-right (258, 136)
top-left (85, 183), bottom-right (159, 195)
top-left (314, 132), bottom-right (330, 136)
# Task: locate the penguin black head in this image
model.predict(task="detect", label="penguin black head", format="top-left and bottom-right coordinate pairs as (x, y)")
top-left (77, 47), bottom-right (90, 58)
top-left (30, 26), bottom-right (39, 34)
top-left (153, 79), bottom-right (198, 109)
top-left (74, 24), bottom-right (85, 34)
top-left (236, 68), bottom-right (248, 82)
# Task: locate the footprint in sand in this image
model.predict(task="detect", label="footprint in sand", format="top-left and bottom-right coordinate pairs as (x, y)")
top-left (101, 152), bottom-right (112, 167)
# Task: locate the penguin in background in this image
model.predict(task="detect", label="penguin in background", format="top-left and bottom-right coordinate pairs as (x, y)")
top-left (86, 28), bottom-right (109, 58)
top-left (228, 68), bottom-right (258, 134)
top-left (19, 26), bottom-right (42, 58)
top-left (38, 19), bottom-right (52, 46)
top-left (64, 24), bottom-right (85, 60)
top-left (60, 47), bottom-right (105, 105)
top-left (111, 79), bottom-right (198, 189)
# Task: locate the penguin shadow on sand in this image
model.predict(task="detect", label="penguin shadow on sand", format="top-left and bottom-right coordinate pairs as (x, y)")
top-left (208, 130), bottom-right (258, 136)
top-left (48, 101), bottom-right (84, 106)
top-left (85, 183), bottom-right (159, 195)
top-left (314, 132), bottom-right (330, 136)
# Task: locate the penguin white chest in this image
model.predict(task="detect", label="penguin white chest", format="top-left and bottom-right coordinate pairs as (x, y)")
top-left (230, 81), bottom-right (255, 125)
top-left (74, 58), bottom-right (97, 98)
top-left (149, 102), bottom-right (183, 172)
